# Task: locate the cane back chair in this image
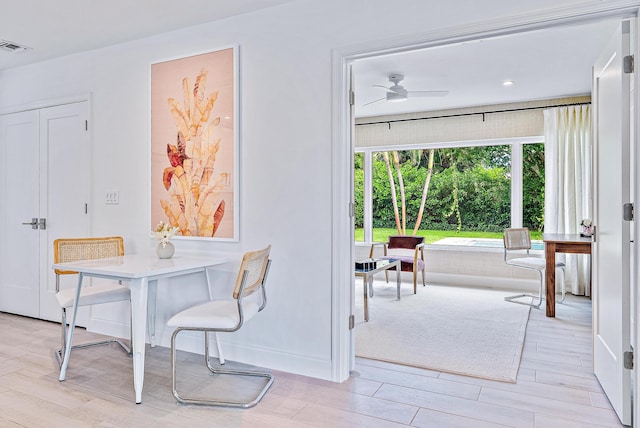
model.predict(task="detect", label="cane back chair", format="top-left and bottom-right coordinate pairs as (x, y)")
top-left (53, 236), bottom-right (131, 365)
top-left (503, 228), bottom-right (566, 308)
top-left (167, 245), bottom-right (273, 408)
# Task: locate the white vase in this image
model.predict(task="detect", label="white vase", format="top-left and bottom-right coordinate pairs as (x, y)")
top-left (156, 241), bottom-right (175, 259)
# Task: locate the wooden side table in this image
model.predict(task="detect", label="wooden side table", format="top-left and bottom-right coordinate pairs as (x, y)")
top-left (542, 233), bottom-right (592, 317)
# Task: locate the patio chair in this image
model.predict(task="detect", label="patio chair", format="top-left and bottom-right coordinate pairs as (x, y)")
top-left (167, 245), bottom-right (273, 408)
top-left (370, 235), bottom-right (426, 294)
top-left (503, 228), bottom-right (566, 308)
top-left (53, 236), bottom-right (131, 365)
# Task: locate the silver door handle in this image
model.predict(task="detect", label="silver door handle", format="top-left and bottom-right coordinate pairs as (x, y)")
top-left (22, 218), bottom-right (38, 229)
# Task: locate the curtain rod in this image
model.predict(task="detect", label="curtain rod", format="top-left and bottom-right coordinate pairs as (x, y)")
top-left (355, 101), bottom-right (591, 127)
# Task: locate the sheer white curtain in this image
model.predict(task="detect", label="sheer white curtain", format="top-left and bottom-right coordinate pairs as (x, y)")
top-left (543, 105), bottom-right (592, 295)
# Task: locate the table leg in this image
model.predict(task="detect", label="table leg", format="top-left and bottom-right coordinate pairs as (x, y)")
top-left (396, 264), bottom-right (401, 300)
top-left (363, 276), bottom-right (369, 322)
top-left (59, 273), bottom-right (84, 381)
top-left (545, 242), bottom-right (556, 317)
top-left (130, 277), bottom-right (148, 403)
top-left (147, 280), bottom-right (157, 347)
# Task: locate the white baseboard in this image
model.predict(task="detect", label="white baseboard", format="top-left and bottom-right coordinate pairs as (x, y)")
top-left (88, 318), bottom-right (335, 381)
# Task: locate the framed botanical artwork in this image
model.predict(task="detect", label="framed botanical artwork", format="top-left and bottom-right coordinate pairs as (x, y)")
top-left (150, 46), bottom-right (239, 241)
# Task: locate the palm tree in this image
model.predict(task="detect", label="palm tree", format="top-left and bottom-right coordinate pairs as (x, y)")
top-left (383, 149), bottom-right (436, 235)
top-left (412, 149), bottom-right (435, 234)
top-left (382, 152), bottom-right (401, 234)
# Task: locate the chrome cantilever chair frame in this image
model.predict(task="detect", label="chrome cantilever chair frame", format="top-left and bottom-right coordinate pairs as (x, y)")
top-left (503, 228), bottom-right (566, 308)
top-left (54, 237), bottom-right (132, 366)
top-left (169, 247), bottom-right (273, 408)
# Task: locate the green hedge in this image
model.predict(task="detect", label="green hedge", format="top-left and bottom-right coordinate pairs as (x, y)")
top-left (355, 144), bottom-right (544, 233)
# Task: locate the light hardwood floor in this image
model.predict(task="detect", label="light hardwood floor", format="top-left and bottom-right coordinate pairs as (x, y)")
top-left (0, 291), bottom-right (626, 427)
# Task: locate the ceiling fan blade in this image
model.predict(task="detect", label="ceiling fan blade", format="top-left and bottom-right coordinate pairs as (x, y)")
top-left (362, 97), bottom-right (386, 107)
top-left (372, 84), bottom-right (391, 91)
top-left (408, 90), bottom-right (449, 97)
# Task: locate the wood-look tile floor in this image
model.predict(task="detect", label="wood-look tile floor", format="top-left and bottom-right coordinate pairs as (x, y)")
top-left (0, 292), bottom-right (626, 427)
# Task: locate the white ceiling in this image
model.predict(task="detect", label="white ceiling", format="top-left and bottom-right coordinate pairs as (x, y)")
top-left (0, 3), bottom-right (623, 119)
top-left (0, 0), bottom-right (293, 70)
top-left (353, 19), bottom-right (622, 118)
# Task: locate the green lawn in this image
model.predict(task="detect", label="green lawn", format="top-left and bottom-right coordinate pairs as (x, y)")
top-left (355, 228), bottom-right (542, 244)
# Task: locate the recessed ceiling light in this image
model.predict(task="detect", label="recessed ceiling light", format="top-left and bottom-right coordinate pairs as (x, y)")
top-left (503, 80), bottom-right (515, 86)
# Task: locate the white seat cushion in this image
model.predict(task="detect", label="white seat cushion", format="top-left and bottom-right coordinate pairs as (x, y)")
top-left (56, 284), bottom-right (130, 308)
top-left (507, 256), bottom-right (564, 271)
top-left (167, 300), bottom-right (260, 330)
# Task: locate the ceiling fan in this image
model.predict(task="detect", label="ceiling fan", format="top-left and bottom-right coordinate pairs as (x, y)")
top-left (363, 73), bottom-right (449, 106)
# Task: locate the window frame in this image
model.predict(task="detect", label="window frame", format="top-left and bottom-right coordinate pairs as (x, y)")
top-left (355, 136), bottom-right (544, 245)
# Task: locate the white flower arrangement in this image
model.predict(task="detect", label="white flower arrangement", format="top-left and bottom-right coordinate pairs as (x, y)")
top-left (153, 221), bottom-right (179, 247)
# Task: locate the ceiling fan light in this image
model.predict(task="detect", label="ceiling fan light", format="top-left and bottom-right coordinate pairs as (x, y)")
top-left (386, 92), bottom-right (407, 102)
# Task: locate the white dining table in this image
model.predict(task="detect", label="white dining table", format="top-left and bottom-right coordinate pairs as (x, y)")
top-left (52, 252), bottom-right (228, 403)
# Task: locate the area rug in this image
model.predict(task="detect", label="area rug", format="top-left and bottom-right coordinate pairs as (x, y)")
top-left (355, 283), bottom-right (530, 382)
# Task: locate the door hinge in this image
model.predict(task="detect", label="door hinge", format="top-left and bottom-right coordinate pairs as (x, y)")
top-left (85, 120), bottom-right (88, 131)
top-left (624, 55), bottom-right (634, 73)
top-left (349, 314), bottom-right (355, 330)
top-left (623, 202), bottom-right (634, 221)
top-left (349, 202), bottom-right (355, 218)
top-left (85, 203), bottom-right (88, 214)
top-left (624, 350), bottom-right (633, 369)
top-left (349, 90), bottom-right (355, 106)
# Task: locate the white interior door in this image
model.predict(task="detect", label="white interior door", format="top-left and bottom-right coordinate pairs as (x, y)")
top-left (0, 101), bottom-right (90, 321)
top-left (592, 20), bottom-right (632, 425)
top-left (39, 102), bottom-right (91, 322)
top-left (0, 110), bottom-right (41, 317)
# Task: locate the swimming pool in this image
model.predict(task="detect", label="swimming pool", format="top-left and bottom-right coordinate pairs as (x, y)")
top-left (432, 237), bottom-right (544, 251)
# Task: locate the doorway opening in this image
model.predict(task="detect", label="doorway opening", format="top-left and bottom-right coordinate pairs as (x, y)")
top-left (332, 8), bottom-right (637, 425)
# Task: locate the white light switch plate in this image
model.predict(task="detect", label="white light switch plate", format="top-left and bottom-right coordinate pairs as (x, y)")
top-left (105, 190), bottom-right (119, 205)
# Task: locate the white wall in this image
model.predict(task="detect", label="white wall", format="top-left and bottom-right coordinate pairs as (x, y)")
top-left (0, 0), bottom-right (621, 381)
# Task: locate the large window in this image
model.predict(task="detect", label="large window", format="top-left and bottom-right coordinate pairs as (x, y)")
top-left (355, 139), bottom-right (544, 245)
top-left (522, 143), bottom-right (545, 231)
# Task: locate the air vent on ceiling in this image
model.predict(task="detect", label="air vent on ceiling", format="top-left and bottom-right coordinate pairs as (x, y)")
top-left (0, 40), bottom-right (30, 53)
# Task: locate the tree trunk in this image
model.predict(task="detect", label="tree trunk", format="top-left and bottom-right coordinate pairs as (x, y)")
top-left (383, 152), bottom-right (401, 234)
top-left (392, 151), bottom-right (407, 234)
top-left (413, 149), bottom-right (435, 234)
top-left (449, 162), bottom-right (462, 231)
